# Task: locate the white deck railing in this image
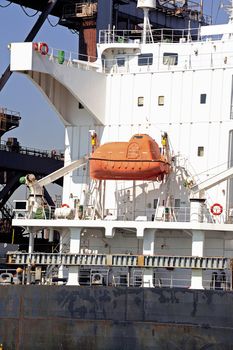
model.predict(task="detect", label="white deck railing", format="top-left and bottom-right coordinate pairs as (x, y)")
top-left (42, 46), bottom-right (233, 75)
top-left (13, 204), bottom-right (232, 224)
top-left (41, 46), bottom-right (99, 71)
top-left (99, 27), bottom-right (224, 45)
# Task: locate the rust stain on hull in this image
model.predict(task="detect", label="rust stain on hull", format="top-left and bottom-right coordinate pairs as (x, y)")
top-left (0, 286), bottom-right (232, 349)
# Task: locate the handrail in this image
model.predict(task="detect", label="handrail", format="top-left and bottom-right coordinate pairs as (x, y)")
top-left (12, 203), bottom-right (233, 224)
top-left (0, 140), bottom-right (64, 160)
top-left (0, 107), bottom-right (20, 119)
top-left (99, 26), bottom-right (223, 45)
top-left (45, 46), bottom-right (98, 67)
top-left (37, 40), bottom-right (233, 75)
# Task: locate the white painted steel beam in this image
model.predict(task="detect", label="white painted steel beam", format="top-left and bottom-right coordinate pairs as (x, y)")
top-left (10, 43), bottom-right (106, 125)
top-left (37, 155), bottom-right (88, 187)
top-left (191, 166), bottom-right (233, 195)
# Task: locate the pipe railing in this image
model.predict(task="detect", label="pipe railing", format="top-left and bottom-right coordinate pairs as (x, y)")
top-left (13, 203), bottom-right (233, 224)
top-left (1, 267), bottom-right (230, 289)
top-left (100, 51), bottom-right (233, 74)
top-left (36, 41), bottom-right (233, 75)
top-left (0, 107), bottom-right (20, 119)
top-left (0, 140), bottom-right (64, 160)
top-left (44, 46), bottom-right (98, 69)
top-left (99, 26), bottom-right (222, 45)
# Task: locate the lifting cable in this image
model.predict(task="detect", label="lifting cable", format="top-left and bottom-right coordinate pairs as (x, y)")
top-left (20, 5), bottom-right (38, 17)
top-left (47, 15), bottom-right (59, 27)
top-left (0, 0), bottom-right (60, 92)
top-left (69, 28), bottom-right (79, 35)
top-left (0, 1), bottom-right (12, 8)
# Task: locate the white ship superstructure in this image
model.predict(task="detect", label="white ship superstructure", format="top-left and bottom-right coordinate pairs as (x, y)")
top-left (8, 0), bottom-right (233, 290)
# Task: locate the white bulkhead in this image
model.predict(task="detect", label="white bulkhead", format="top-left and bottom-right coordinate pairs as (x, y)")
top-left (9, 4), bottom-right (233, 287)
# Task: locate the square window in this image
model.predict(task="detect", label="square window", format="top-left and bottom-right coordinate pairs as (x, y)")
top-left (153, 199), bottom-right (158, 209)
top-left (117, 57), bottom-right (125, 67)
top-left (138, 96), bottom-right (144, 106)
top-left (200, 94), bottom-right (207, 104)
top-left (198, 146), bottom-right (204, 157)
top-left (158, 96), bottom-right (165, 106)
top-left (138, 53), bottom-right (153, 66)
top-left (163, 53), bottom-right (178, 65)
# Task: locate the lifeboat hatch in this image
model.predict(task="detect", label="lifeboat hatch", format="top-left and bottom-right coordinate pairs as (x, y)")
top-left (89, 134), bottom-right (171, 181)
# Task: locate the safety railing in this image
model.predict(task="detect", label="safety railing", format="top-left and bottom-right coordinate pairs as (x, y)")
top-left (13, 203), bottom-right (232, 225)
top-left (13, 205), bottom-right (56, 220)
top-left (0, 140), bottom-right (64, 160)
top-left (153, 276), bottom-right (231, 290)
top-left (78, 269), bottom-right (231, 290)
top-left (44, 46), bottom-right (99, 70)
top-left (3, 264), bottom-right (231, 289)
top-left (38, 42), bottom-right (233, 76)
top-left (99, 26), bottom-right (223, 45)
top-left (0, 107), bottom-right (20, 119)
top-left (90, 205), bottom-right (227, 223)
top-left (62, 2), bottom-right (97, 19)
top-left (101, 50), bottom-right (233, 74)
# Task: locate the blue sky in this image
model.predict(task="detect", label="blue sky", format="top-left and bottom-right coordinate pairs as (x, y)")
top-left (0, 3), bottom-right (78, 150)
top-left (0, 0), bottom-right (229, 151)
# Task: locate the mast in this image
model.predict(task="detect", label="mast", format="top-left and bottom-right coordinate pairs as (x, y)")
top-left (200, 0), bottom-right (203, 19)
top-left (137, 0), bottom-right (156, 44)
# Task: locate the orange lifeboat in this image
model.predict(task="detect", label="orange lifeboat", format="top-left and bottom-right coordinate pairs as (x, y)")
top-left (89, 134), bottom-right (171, 181)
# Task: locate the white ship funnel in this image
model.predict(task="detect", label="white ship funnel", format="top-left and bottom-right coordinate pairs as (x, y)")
top-left (137, 0), bottom-right (156, 44)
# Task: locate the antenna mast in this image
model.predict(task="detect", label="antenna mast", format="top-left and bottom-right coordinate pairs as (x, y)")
top-left (137, 0), bottom-right (156, 44)
top-left (200, 0), bottom-right (203, 18)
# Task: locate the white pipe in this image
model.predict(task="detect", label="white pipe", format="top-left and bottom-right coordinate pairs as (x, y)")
top-left (28, 232), bottom-right (34, 254)
top-left (142, 8), bottom-right (149, 44)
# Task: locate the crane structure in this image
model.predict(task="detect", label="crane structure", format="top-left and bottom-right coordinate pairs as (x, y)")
top-left (190, 167), bottom-right (233, 198)
top-left (20, 156), bottom-right (88, 219)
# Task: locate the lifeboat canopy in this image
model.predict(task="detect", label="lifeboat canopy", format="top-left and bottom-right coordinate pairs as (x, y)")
top-left (89, 134), bottom-right (171, 181)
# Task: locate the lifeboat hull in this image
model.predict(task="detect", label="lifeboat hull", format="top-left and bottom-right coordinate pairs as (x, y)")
top-left (90, 134), bottom-right (170, 181)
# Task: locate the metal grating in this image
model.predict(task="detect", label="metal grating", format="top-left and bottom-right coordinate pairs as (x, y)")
top-left (144, 255), bottom-right (228, 270)
top-left (7, 253), bottom-right (229, 270)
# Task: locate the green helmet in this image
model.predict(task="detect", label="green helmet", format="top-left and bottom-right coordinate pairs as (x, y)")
top-left (19, 176), bottom-right (26, 184)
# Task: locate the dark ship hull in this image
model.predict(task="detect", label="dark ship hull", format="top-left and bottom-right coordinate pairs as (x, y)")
top-left (1, 286), bottom-right (233, 350)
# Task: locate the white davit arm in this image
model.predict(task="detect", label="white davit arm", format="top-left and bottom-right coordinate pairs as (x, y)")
top-left (37, 155), bottom-right (88, 187)
top-left (191, 166), bottom-right (233, 195)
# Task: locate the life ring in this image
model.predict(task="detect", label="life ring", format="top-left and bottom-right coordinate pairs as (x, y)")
top-left (33, 42), bottom-right (38, 51)
top-left (39, 42), bottom-right (49, 55)
top-left (210, 203), bottom-right (223, 216)
top-left (61, 204), bottom-right (70, 208)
